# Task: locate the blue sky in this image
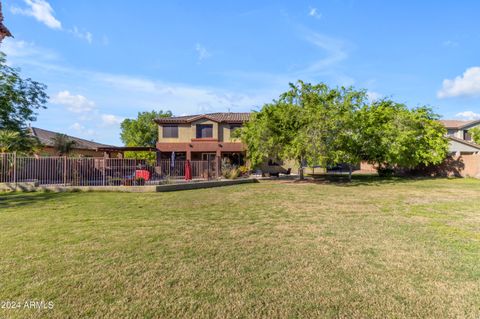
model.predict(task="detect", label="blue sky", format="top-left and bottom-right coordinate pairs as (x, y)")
top-left (2, 0), bottom-right (480, 145)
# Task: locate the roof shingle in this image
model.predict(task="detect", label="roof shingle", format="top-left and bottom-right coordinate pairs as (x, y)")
top-left (30, 127), bottom-right (115, 150)
top-left (155, 112), bottom-right (251, 124)
top-left (439, 119), bottom-right (480, 129)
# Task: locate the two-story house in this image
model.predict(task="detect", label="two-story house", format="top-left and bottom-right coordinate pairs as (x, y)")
top-left (440, 120), bottom-right (480, 155)
top-left (155, 112), bottom-right (249, 165)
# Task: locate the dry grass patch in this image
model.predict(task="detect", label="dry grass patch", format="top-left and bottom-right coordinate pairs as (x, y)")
top-left (0, 177), bottom-right (479, 318)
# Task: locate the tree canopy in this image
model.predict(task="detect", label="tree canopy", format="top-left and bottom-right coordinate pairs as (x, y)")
top-left (0, 52), bottom-right (48, 153)
top-left (0, 52), bottom-right (48, 132)
top-left (355, 100), bottom-right (448, 173)
top-left (239, 81), bottom-right (448, 178)
top-left (469, 126), bottom-right (480, 145)
top-left (52, 134), bottom-right (77, 156)
top-left (120, 110), bottom-right (172, 161)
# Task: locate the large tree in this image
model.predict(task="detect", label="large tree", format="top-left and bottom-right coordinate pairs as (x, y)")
top-left (239, 81), bottom-right (366, 179)
top-left (120, 110), bottom-right (172, 160)
top-left (0, 52), bottom-right (48, 153)
top-left (0, 53), bottom-right (48, 132)
top-left (356, 100), bottom-right (448, 173)
top-left (240, 81), bottom-right (448, 179)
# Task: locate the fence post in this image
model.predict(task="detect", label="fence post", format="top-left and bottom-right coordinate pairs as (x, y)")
top-left (63, 156), bottom-right (67, 186)
top-left (102, 158), bottom-right (106, 186)
top-left (13, 152), bottom-right (17, 190)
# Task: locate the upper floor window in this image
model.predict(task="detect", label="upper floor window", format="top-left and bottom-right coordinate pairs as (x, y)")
top-left (196, 124), bottom-right (213, 138)
top-left (230, 124), bottom-right (242, 132)
top-left (446, 129), bottom-right (456, 136)
top-left (464, 130), bottom-right (472, 141)
top-left (163, 125), bottom-right (178, 138)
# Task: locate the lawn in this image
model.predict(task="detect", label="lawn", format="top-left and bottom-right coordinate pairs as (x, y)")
top-left (0, 178), bottom-right (479, 318)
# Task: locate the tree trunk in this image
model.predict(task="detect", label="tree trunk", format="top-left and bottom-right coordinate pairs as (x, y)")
top-left (348, 164), bottom-right (352, 181)
top-left (298, 158), bottom-right (304, 180)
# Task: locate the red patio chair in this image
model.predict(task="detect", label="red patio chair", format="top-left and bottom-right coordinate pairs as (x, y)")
top-left (135, 169), bottom-right (150, 181)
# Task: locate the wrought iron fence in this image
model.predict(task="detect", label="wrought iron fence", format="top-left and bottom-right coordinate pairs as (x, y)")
top-left (0, 153), bottom-right (218, 187)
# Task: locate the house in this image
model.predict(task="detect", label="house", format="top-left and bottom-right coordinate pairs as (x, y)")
top-left (155, 113), bottom-right (249, 164)
top-left (154, 112), bottom-right (297, 174)
top-left (439, 120), bottom-right (480, 155)
top-left (29, 127), bottom-right (121, 157)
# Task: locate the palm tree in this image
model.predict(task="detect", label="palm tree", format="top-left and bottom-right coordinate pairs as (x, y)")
top-left (51, 134), bottom-right (76, 156)
top-left (0, 130), bottom-right (21, 153)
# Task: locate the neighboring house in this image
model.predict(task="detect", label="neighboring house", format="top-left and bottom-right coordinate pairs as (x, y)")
top-left (29, 127), bottom-right (119, 157)
top-left (154, 112), bottom-right (297, 174)
top-left (439, 120), bottom-right (480, 155)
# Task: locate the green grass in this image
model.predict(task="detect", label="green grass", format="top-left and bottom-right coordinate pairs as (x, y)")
top-left (0, 177), bottom-right (479, 318)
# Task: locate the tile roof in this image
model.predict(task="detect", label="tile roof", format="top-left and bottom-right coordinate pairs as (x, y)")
top-left (30, 127), bottom-right (115, 150)
top-left (439, 119), bottom-right (479, 129)
top-left (155, 112), bottom-right (251, 124)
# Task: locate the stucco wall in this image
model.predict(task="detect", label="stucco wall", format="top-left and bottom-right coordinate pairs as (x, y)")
top-left (157, 121), bottom-right (242, 143)
top-left (456, 154), bottom-right (480, 177)
top-left (158, 124), bottom-right (191, 142)
top-left (219, 124), bottom-right (241, 142)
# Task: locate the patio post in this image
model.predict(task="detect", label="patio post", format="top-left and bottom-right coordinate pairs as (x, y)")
top-left (216, 149), bottom-right (221, 179)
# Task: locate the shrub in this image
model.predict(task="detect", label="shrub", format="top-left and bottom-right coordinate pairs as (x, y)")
top-left (238, 165), bottom-right (250, 176)
top-left (377, 167), bottom-right (395, 177)
top-left (229, 168), bottom-right (240, 179)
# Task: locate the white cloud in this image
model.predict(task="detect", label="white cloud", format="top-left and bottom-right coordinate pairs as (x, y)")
top-left (70, 122), bottom-right (95, 136)
top-left (367, 91), bottom-right (382, 103)
top-left (1, 38), bottom-right (58, 60)
top-left (11, 0), bottom-right (61, 29)
top-left (195, 43), bottom-right (212, 62)
top-left (101, 114), bottom-right (124, 126)
top-left (11, 1), bottom-right (95, 43)
top-left (51, 91), bottom-right (95, 113)
top-left (438, 67), bottom-right (480, 98)
top-left (455, 111), bottom-right (480, 120)
top-left (308, 7), bottom-right (322, 19)
top-left (69, 26), bottom-right (93, 44)
top-left (301, 31), bottom-right (348, 74)
top-left (70, 122), bottom-right (84, 131)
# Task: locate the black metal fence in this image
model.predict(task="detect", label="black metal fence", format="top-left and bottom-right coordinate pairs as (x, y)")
top-left (0, 153), bottom-right (218, 186)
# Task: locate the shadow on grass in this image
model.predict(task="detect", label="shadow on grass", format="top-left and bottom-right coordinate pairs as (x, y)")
top-left (291, 174), bottom-right (458, 187)
top-left (0, 191), bottom-right (79, 210)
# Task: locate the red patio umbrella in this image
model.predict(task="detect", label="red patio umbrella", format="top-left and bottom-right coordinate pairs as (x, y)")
top-left (184, 160), bottom-right (192, 181)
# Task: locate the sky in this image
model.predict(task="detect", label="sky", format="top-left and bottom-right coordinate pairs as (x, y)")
top-left (2, 0), bottom-right (480, 145)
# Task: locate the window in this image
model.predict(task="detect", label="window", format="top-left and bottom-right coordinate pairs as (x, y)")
top-left (163, 125), bottom-right (178, 138)
top-left (196, 124), bottom-right (213, 138)
top-left (464, 130), bottom-right (472, 141)
top-left (446, 129), bottom-right (456, 136)
top-left (230, 124), bottom-right (242, 138)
